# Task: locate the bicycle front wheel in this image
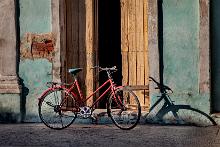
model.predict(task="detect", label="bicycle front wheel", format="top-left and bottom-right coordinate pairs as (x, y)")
top-left (38, 88), bottom-right (77, 130)
top-left (107, 87), bottom-right (141, 130)
top-left (158, 105), bottom-right (216, 127)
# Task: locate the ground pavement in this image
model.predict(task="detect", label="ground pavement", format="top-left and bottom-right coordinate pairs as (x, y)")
top-left (0, 123), bottom-right (220, 147)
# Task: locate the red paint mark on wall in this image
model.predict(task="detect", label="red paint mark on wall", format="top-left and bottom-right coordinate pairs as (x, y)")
top-left (20, 33), bottom-right (55, 61)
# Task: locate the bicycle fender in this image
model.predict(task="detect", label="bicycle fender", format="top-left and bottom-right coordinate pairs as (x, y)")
top-left (38, 86), bottom-right (62, 101)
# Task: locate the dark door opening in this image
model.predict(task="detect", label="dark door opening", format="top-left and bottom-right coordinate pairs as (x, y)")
top-left (98, 0), bottom-right (122, 108)
top-left (211, 0), bottom-right (220, 112)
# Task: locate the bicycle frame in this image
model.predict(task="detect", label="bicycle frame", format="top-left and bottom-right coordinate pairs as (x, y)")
top-left (148, 93), bottom-right (174, 113)
top-left (62, 77), bottom-right (116, 108)
top-left (38, 66), bottom-right (142, 130)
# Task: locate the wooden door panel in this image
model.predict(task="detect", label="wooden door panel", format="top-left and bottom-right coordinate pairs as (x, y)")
top-left (64, 0), bottom-right (95, 106)
top-left (121, 0), bottom-right (149, 110)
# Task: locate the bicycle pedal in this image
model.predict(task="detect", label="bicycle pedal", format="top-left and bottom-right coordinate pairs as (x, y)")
top-left (91, 115), bottom-right (98, 124)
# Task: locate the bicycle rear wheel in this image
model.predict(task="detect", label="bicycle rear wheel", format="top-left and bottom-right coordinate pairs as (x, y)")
top-left (38, 88), bottom-right (77, 129)
top-left (158, 105), bottom-right (216, 127)
top-left (107, 87), bottom-right (141, 130)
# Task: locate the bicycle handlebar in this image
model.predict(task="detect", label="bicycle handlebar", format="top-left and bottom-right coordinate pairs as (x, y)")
top-left (149, 76), bottom-right (173, 93)
top-left (91, 66), bottom-right (117, 72)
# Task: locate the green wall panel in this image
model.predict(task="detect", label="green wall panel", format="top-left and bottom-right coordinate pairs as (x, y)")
top-left (19, 0), bottom-right (51, 37)
top-left (161, 0), bottom-right (208, 111)
top-left (19, 59), bottom-right (52, 121)
top-left (19, 0), bottom-right (52, 121)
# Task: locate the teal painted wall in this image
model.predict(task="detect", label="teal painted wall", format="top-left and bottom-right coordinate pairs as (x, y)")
top-left (19, 0), bottom-right (51, 37)
top-left (19, 0), bottom-right (52, 121)
top-left (19, 59), bottom-right (52, 121)
top-left (161, 0), bottom-right (209, 112)
top-left (0, 94), bottom-right (21, 122)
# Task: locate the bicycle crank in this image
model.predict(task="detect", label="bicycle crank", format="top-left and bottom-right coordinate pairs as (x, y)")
top-left (78, 106), bottom-right (92, 118)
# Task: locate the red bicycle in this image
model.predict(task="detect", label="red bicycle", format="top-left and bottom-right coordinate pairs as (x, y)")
top-left (38, 66), bottom-right (141, 130)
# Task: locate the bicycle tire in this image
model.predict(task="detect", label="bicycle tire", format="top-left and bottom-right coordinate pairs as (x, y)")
top-left (38, 88), bottom-right (77, 130)
top-left (107, 87), bottom-right (141, 130)
top-left (157, 105), bottom-right (217, 127)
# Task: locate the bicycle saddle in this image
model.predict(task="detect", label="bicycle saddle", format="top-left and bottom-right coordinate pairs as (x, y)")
top-left (68, 68), bottom-right (82, 75)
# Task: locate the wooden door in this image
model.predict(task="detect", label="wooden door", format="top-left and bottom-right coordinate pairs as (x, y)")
top-left (63, 0), bottom-right (95, 105)
top-left (121, 0), bottom-right (149, 110)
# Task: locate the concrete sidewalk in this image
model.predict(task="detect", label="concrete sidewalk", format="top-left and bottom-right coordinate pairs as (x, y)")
top-left (0, 123), bottom-right (220, 147)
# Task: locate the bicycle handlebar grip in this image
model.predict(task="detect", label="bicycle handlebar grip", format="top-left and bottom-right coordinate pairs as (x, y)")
top-left (110, 66), bottom-right (117, 71)
top-left (90, 66), bottom-right (100, 70)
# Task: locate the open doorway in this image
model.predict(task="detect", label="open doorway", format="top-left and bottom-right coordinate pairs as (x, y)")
top-left (98, 0), bottom-right (122, 108)
top-left (61, 0), bottom-right (149, 109)
top-left (211, 0), bottom-right (220, 112)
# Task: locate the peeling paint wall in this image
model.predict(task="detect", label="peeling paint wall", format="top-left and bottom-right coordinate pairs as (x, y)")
top-left (19, 0), bottom-right (52, 121)
top-left (20, 33), bottom-right (55, 61)
top-left (162, 0), bottom-right (210, 112)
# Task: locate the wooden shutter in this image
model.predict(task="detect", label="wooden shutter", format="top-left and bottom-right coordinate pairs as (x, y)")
top-left (64, 0), bottom-right (94, 106)
top-left (121, 0), bottom-right (149, 110)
